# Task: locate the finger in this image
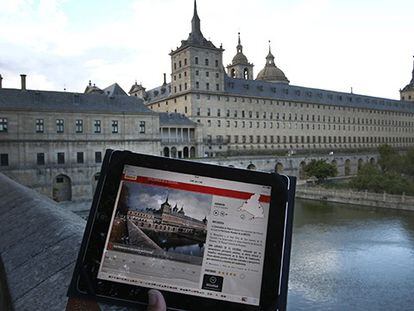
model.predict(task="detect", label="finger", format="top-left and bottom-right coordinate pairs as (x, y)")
top-left (147, 289), bottom-right (167, 311)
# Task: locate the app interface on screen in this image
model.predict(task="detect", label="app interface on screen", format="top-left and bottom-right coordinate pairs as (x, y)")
top-left (98, 165), bottom-right (271, 306)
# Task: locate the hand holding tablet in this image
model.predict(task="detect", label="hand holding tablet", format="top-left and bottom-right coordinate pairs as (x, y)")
top-left (68, 150), bottom-right (295, 311)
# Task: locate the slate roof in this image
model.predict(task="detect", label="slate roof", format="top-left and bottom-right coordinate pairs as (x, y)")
top-left (145, 83), bottom-right (171, 104)
top-left (102, 83), bottom-right (128, 96)
top-left (145, 76), bottom-right (413, 113)
top-left (159, 112), bottom-right (197, 126)
top-left (223, 76), bottom-right (414, 113)
top-left (0, 88), bottom-right (155, 114)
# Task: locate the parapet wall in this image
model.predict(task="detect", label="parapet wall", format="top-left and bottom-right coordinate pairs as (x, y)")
top-left (0, 173), bottom-right (86, 310)
top-left (296, 187), bottom-right (414, 211)
top-left (0, 174), bottom-right (138, 310)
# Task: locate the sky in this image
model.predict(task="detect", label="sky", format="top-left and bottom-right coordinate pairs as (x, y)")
top-left (0, 0), bottom-right (413, 99)
top-left (125, 182), bottom-right (211, 220)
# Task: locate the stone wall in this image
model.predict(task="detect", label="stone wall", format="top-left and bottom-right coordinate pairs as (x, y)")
top-left (296, 187), bottom-right (414, 211)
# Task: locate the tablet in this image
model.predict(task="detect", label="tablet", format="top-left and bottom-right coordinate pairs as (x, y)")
top-left (68, 150), bottom-right (295, 311)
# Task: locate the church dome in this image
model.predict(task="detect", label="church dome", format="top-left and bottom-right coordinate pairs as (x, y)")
top-left (256, 46), bottom-right (289, 84)
top-left (232, 52), bottom-right (249, 65)
top-left (400, 56), bottom-right (414, 95)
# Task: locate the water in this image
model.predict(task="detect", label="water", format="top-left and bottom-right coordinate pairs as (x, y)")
top-left (164, 243), bottom-right (205, 257)
top-left (288, 199), bottom-right (414, 311)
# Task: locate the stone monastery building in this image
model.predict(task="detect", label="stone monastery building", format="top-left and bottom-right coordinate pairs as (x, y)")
top-left (143, 0), bottom-right (414, 157)
top-left (0, 0), bottom-right (413, 201)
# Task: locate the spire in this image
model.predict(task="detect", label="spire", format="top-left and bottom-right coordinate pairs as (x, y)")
top-left (237, 32), bottom-right (243, 53)
top-left (411, 55), bottom-right (414, 84)
top-left (191, 0), bottom-right (202, 38)
top-left (266, 40), bottom-right (275, 65)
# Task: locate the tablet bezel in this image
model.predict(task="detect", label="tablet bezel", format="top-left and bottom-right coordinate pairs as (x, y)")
top-left (68, 150), bottom-right (293, 311)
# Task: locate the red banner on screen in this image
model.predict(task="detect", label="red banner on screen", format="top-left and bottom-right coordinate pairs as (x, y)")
top-left (122, 174), bottom-right (270, 203)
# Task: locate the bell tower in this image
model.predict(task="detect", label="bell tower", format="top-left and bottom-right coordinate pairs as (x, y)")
top-left (226, 32), bottom-right (254, 80)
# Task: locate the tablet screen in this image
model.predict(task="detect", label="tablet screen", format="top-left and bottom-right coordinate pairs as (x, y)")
top-left (98, 164), bottom-right (272, 306)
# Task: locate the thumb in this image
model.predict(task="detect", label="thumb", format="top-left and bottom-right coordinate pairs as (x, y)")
top-left (147, 289), bottom-right (167, 311)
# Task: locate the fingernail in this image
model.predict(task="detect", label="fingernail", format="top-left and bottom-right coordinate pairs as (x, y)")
top-left (148, 289), bottom-right (158, 306)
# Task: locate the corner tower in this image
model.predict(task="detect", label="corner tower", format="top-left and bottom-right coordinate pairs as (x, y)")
top-left (226, 33), bottom-right (254, 79)
top-left (400, 56), bottom-right (414, 102)
top-left (169, 0), bottom-right (225, 96)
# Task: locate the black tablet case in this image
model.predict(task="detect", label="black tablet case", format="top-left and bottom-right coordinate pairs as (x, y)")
top-left (68, 149), bottom-right (296, 311)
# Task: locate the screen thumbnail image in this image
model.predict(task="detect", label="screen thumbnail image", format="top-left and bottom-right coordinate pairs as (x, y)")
top-left (108, 181), bottom-right (212, 265)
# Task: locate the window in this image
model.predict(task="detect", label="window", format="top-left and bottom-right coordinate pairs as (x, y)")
top-left (184, 58), bottom-right (187, 65)
top-left (196, 82), bottom-right (199, 89)
top-left (57, 152), bottom-right (65, 164)
top-left (94, 120), bottom-right (101, 133)
top-left (75, 119), bottom-right (83, 133)
top-left (216, 73), bottom-right (219, 78)
top-left (207, 108), bottom-right (211, 116)
top-left (215, 60), bottom-right (219, 67)
top-left (217, 109), bottom-right (221, 117)
top-left (216, 84), bottom-right (219, 91)
top-left (206, 83), bottom-right (210, 90)
top-left (95, 151), bottom-right (102, 163)
top-left (195, 57), bottom-right (199, 64)
top-left (112, 120), bottom-right (118, 133)
top-left (139, 121), bottom-right (146, 133)
top-left (0, 118), bottom-right (7, 133)
top-left (197, 108), bottom-right (201, 116)
top-left (56, 119), bottom-right (64, 133)
top-left (179, 60), bottom-right (182, 67)
top-left (196, 70), bottom-right (199, 76)
top-left (205, 58), bottom-right (209, 66)
top-left (77, 152), bottom-right (84, 164)
top-left (206, 71), bottom-right (209, 77)
top-left (37, 153), bottom-right (45, 165)
top-left (36, 119), bottom-right (44, 133)
top-left (0, 154), bottom-right (8, 166)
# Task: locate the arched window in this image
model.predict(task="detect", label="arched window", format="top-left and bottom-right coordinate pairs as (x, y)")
top-left (231, 68), bottom-right (236, 78)
top-left (244, 68), bottom-right (249, 79)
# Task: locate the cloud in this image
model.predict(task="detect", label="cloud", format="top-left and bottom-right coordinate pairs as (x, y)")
top-left (0, 0), bottom-right (413, 98)
top-left (125, 182), bottom-right (212, 221)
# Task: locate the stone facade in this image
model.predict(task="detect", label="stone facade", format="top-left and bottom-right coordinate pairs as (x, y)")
top-left (145, 1), bottom-right (414, 157)
top-left (0, 84), bottom-right (202, 201)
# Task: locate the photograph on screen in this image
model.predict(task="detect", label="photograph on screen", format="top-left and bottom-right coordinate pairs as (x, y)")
top-left (108, 181), bottom-right (211, 266)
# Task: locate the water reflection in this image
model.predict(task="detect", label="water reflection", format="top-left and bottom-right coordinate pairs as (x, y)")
top-left (164, 243), bottom-right (205, 257)
top-left (288, 199), bottom-right (414, 311)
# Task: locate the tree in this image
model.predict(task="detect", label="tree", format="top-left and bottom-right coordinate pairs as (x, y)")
top-left (377, 144), bottom-right (402, 173)
top-left (404, 147), bottom-right (414, 177)
top-left (304, 160), bottom-right (338, 182)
